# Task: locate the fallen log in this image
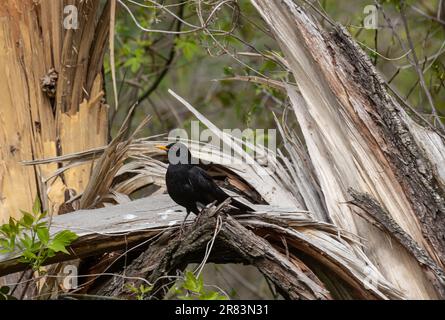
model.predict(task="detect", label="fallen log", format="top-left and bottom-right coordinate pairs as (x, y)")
top-left (96, 200), bottom-right (331, 300)
top-left (0, 194), bottom-right (403, 299)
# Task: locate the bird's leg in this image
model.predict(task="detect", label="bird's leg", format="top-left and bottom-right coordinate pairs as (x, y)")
top-left (194, 209), bottom-right (203, 225)
top-left (194, 202), bottom-right (205, 223)
top-left (179, 209), bottom-right (191, 236)
top-left (194, 201), bottom-right (214, 224)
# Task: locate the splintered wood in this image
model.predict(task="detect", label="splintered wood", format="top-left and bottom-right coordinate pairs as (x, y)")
top-left (251, 0), bottom-right (445, 298)
top-left (0, 1), bottom-right (109, 222)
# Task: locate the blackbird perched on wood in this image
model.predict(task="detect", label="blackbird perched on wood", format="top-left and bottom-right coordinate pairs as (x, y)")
top-left (156, 143), bottom-right (253, 223)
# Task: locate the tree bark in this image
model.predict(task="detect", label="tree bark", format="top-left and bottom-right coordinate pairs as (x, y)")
top-left (0, 194), bottom-right (404, 299)
top-left (1, 0), bottom-right (445, 300)
top-left (0, 0), bottom-right (109, 223)
top-left (251, 0), bottom-right (445, 298)
top-left (96, 201), bottom-right (332, 300)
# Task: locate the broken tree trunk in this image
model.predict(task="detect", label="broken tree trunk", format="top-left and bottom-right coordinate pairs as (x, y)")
top-left (95, 200), bottom-right (331, 300)
top-left (0, 194), bottom-right (404, 299)
top-left (0, 0), bottom-right (109, 223)
top-left (2, 0), bottom-right (444, 300)
top-left (250, 0), bottom-right (445, 298)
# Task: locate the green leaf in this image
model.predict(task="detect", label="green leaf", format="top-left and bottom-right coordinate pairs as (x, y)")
top-left (8, 217), bottom-right (17, 233)
top-left (0, 286), bottom-right (10, 295)
top-left (10, 235), bottom-right (15, 249)
top-left (198, 275), bottom-right (204, 293)
top-left (0, 224), bottom-right (10, 237)
top-left (36, 227), bottom-right (50, 244)
top-left (21, 250), bottom-right (37, 261)
top-left (199, 291), bottom-right (218, 300)
top-left (46, 249), bottom-right (55, 258)
top-left (172, 286), bottom-right (183, 295)
top-left (30, 240), bottom-right (41, 252)
top-left (53, 230), bottom-right (78, 244)
top-left (125, 284), bottom-right (139, 294)
top-left (32, 197), bottom-right (41, 216)
top-left (19, 210), bottom-right (31, 217)
top-left (39, 210), bottom-right (48, 219)
top-left (124, 57), bottom-right (141, 73)
top-left (223, 66), bottom-right (235, 76)
top-left (47, 230), bottom-right (78, 254)
top-left (199, 291), bottom-right (228, 300)
top-left (48, 241), bottom-right (69, 254)
top-left (11, 218), bottom-right (21, 234)
top-left (139, 284), bottom-right (153, 294)
top-left (21, 212), bottom-right (34, 228)
top-left (20, 233), bottom-right (33, 249)
top-left (0, 240), bottom-right (10, 248)
top-left (176, 37), bottom-right (199, 61)
top-left (183, 271), bottom-right (201, 293)
top-left (35, 221), bottom-right (48, 229)
top-left (0, 239), bottom-right (10, 250)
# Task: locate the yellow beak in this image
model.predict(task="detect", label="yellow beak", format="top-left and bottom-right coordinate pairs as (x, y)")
top-left (155, 145), bottom-right (168, 151)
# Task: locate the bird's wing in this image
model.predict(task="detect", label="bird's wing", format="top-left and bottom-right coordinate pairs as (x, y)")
top-left (188, 166), bottom-right (254, 212)
top-left (188, 166), bottom-right (228, 203)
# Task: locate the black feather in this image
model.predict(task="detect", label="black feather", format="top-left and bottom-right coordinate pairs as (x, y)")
top-left (163, 143), bottom-right (253, 215)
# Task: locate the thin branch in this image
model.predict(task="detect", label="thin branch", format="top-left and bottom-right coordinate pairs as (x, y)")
top-left (399, 1), bottom-right (445, 130)
top-left (134, 3), bottom-right (185, 107)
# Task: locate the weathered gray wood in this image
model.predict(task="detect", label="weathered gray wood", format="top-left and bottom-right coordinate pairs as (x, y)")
top-left (0, 194), bottom-right (185, 276)
top-left (0, 194), bottom-right (296, 276)
top-left (48, 194), bottom-right (186, 236)
top-left (97, 200), bottom-right (332, 300)
top-left (349, 189), bottom-right (445, 298)
top-left (0, 194), bottom-right (403, 299)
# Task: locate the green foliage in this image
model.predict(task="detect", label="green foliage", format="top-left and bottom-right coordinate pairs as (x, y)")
top-left (106, 0), bottom-right (445, 155)
top-left (126, 283), bottom-right (153, 300)
top-left (173, 271), bottom-right (228, 300)
top-left (223, 66), bottom-right (235, 77)
top-left (381, 0), bottom-right (416, 11)
top-left (124, 47), bottom-right (147, 73)
top-left (0, 197), bottom-right (78, 271)
top-left (175, 36), bottom-right (200, 61)
top-left (0, 286), bottom-right (16, 300)
top-left (432, 62), bottom-right (445, 94)
top-left (125, 272), bottom-right (227, 300)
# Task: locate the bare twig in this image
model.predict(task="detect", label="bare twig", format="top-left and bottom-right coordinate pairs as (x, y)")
top-left (399, 1), bottom-right (445, 130)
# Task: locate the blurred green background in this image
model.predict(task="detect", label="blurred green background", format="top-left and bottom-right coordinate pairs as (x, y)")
top-left (105, 0), bottom-right (445, 142)
top-left (101, 0), bottom-right (445, 299)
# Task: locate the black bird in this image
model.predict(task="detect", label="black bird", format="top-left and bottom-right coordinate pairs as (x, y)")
top-left (156, 143), bottom-right (252, 222)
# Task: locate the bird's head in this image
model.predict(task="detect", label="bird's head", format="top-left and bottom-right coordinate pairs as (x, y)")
top-left (156, 142), bottom-right (192, 165)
